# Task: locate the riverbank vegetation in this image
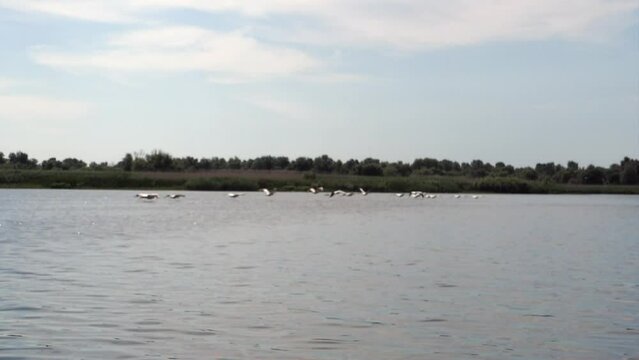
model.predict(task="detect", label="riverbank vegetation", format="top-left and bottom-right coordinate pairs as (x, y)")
top-left (0, 150), bottom-right (638, 194)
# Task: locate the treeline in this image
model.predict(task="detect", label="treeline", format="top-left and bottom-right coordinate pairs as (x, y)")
top-left (1, 150), bottom-right (638, 185)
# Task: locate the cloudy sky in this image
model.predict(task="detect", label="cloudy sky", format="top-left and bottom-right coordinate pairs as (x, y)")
top-left (0, 0), bottom-right (637, 166)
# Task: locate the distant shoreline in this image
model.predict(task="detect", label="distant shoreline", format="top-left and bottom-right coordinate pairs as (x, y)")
top-left (1, 170), bottom-right (638, 194)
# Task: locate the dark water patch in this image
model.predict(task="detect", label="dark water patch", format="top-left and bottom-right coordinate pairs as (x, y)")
top-left (233, 265), bottom-right (256, 270)
top-left (84, 294), bottom-right (109, 298)
top-left (0, 306), bottom-right (42, 312)
top-left (2, 269), bottom-right (50, 278)
top-left (270, 347), bottom-right (289, 352)
top-left (0, 352), bottom-right (45, 359)
top-left (128, 299), bottom-right (160, 305)
top-left (26, 289), bottom-right (54, 293)
top-left (125, 328), bottom-right (177, 334)
top-left (436, 283), bottom-right (458, 288)
top-left (131, 255), bottom-right (163, 261)
top-left (217, 299), bottom-right (252, 305)
top-left (124, 269), bottom-right (148, 273)
top-left (134, 320), bottom-right (163, 326)
top-left (321, 322), bottom-right (372, 329)
top-left (89, 323), bottom-right (119, 328)
top-left (183, 329), bottom-right (217, 336)
top-left (419, 318), bottom-right (448, 323)
top-left (247, 325), bottom-right (272, 330)
top-left (52, 308), bottom-right (86, 314)
top-left (97, 338), bottom-right (146, 346)
top-left (287, 307), bottom-right (320, 314)
top-left (307, 338), bottom-right (349, 345)
top-left (523, 314), bottom-right (554, 318)
top-left (168, 262), bottom-right (194, 269)
top-left (231, 283), bottom-right (251, 287)
top-left (608, 328), bottom-right (639, 335)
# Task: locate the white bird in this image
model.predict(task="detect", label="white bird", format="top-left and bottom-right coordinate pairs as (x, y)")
top-left (261, 188), bottom-right (275, 196)
top-left (396, 193), bottom-right (405, 197)
top-left (359, 188), bottom-right (368, 196)
top-left (309, 187), bottom-right (318, 194)
top-left (318, 186), bottom-right (324, 192)
top-left (166, 194), bottom-right (185, 199)
top-left (136, 193), bottom-right (159, 199)
top-left (227, 193), bottom-right (243, 198)
top-left (410, 191), bottom-right (425, 198)
top-left (472, 195), bottom-right (481, 199)
top-left (454, 194), bottom-right (462, 199)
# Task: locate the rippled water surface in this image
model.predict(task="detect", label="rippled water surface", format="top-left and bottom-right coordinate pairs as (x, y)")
top-left (1, 190), bottom-right (638, 359)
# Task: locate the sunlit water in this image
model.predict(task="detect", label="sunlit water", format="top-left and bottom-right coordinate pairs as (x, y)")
top-left (1, 189), bottom-right (638, 359)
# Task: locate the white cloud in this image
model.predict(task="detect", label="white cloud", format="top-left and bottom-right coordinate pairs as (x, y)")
top-left (0, 78), bottom-right (15, 90)
top-left (0, 94), bottom-right (90, 122)
top-left (270, 0), bottom-right (639, 49)
top-left (300, 72), bottom-right (369, 84)
top-left (2, 0), bottom-right (637, 49)
top-left (31, 26), bottom-right (320, 79)
top-left (247, 96), bottom-right (314, 121)
top-left (0, 0), bottom-right (137, 22)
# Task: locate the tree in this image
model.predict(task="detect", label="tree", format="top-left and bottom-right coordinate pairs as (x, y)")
top-left (292, 157), bottom-right (313, 171)
top-left (8, 151), bottom-right (33, 168)
top-left (535, 162), bottom-right (556, 178)
top-left (198, 158), bottom-right (212, 170)
top-left (61, 158), bottom-right (87, 170)
top-left (440, 159), bottom-right (455, 172)
top-left (274, 156), bottom-right (290, 170)
top-left (0, 152), bottom-right (4, 165)
top-left (412, 157), bottom-right (439, 170)
top-left (518, 167), bottom-right (538, 180)
top-left (567, 161), bottom-right (579, 171)
top-left (121, 153), bottom-right (133, 171)
top-left (358, 158), bottom-right (383, 176)
top-left (621, 164), bottom-right (638, 185)
top-left (227, 157), bottom-right (242, 170)
top-left (582, 165), bottom-right (605, 184)
top-left (146, 150), bottom-right (173, 171)
top-left (313, 155), bottom-right (335, 173)
top-left (470, 159), bottom-right (488, 177)
top-left (252, 156), bottom-right (275, 170)
top-left (210, 157), bottom-right (227, 169)
top-left (42, 157), bottom-right (62, 170)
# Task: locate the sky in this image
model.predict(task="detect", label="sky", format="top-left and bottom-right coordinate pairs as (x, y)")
top-left (0, 0), bottom-right (637, 167)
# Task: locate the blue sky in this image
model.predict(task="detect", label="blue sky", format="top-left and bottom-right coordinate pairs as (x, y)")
top-left (0, 1), bottom-right (637, 167)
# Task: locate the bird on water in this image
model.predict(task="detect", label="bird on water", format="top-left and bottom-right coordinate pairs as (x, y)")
top-left (136, 193), bottom-right (159, 199)
top-left (166, 194), bottom-right (185, 199)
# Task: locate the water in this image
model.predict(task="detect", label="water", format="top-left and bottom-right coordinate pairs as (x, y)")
top-left (1, 189), bottom-right (638, 359)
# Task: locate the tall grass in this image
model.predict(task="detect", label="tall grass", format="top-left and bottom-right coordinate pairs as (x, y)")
top-left (1, 169), bottom-right (638, 194)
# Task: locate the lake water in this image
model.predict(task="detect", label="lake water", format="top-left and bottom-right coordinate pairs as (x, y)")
top-left (0, 189), bottom-right (638, 359)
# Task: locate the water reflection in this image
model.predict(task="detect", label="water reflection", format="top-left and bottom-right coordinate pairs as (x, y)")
top-left (0, 190), bottom-right (638, 359)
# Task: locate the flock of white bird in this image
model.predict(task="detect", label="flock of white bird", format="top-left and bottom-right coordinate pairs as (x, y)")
top-left (136, 188), bottom-right (483, 200)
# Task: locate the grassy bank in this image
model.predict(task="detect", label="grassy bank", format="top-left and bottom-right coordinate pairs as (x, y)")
top-left (1, 169), bottom-right (638, 194)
